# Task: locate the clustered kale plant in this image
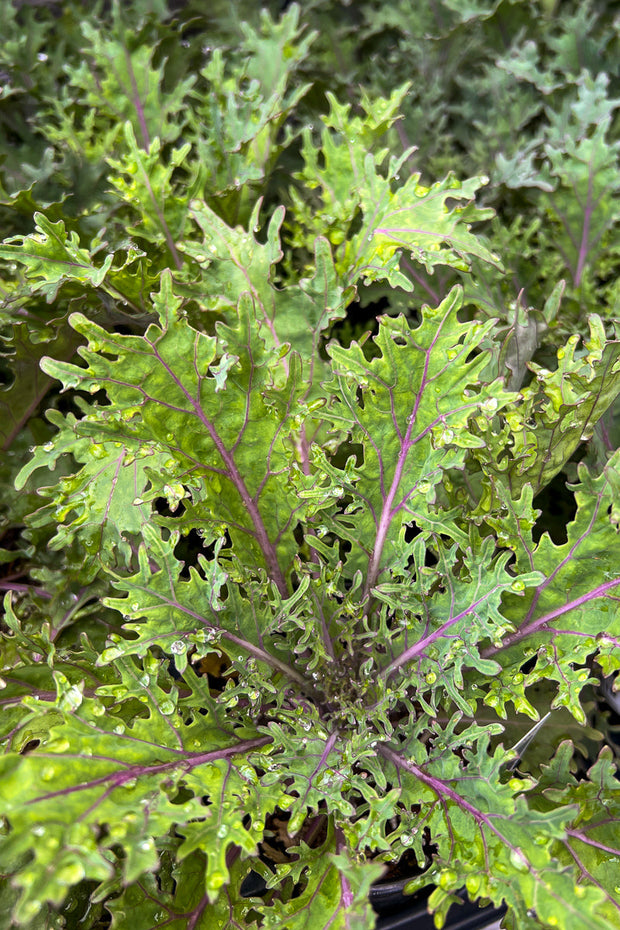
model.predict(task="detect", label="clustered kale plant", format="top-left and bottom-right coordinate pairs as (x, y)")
top-left (2, 2), bottom-right (620, 928)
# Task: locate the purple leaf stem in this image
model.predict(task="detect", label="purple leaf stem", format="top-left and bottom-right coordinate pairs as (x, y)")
top-left (380, 745), bottom-right (593, 917)
top-left (121, 50), bottom-right (183, 270)
top-left (221, 628), bottom-right (309, 687)
top-left (363, 365), bottom-right (487, 601)
top-left (380, 586), bottom-right (507, 681)
top-left (335, 825), bottom-right (354, 910)
top-left (26, 735), bottom-right (272, 806)
top-left (107, 573), bottom-right (308, 686)
top-left (566, 829), bottom-right (620, 859)
top-left (136, 162), bottom-right (183, 270)
top-left (0, 581), bottom-right (51, 598)
top-left (2, 379), bottom-right (56, 452)
top-left (481, 577), bottom-right (620, 658)
top-left (564, 845), bottom-right (610, 903)
top-left (312, 730), bottom-right (339, 779)
top-left (225, 844), bottom-right (241, 872)
top-left (187, 893), bottom-right (211, 930)
top-left (132, 879), bottom-right (177, 923)
top-left (190, 438), bottom-right (288, 597)
top-left (362, 344), bottom-right (432, 600)
top-left (380, 744), bottom-right (498, 835)
top-left (595, 414), bottom-right (614, 453)
top-left (564, 834), bottom-right (620, 915)
top-left (124, 47), bottom-right (150, 151)
top-left (144, 338), bottom-right (289, 597)
top-left (401, 256), bottom-right (441, 304)
top-left (574, 182), bottom-right (593, 288)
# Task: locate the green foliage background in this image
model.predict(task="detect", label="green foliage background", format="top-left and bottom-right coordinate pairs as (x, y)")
top-left (1, 1), bottom-right (620, 929)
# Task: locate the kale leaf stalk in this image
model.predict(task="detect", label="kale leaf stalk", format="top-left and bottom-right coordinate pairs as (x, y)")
top-left (148, 335), bottom-right (290, 598)
top-left (360, 344), bottom-right (433, 604)
top-left (481, 577), bottom-right (620, 658)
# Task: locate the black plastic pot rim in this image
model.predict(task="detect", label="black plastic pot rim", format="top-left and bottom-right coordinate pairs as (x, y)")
top-left (241, 870), bottom-right (507, 930)
top-left (373, 882), bottom-right (506, 930)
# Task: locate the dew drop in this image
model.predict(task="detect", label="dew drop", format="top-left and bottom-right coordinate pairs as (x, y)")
top-left (509, 848), bottom-right (529, 872)
top-left (100, 647), bottom-right (121, 664)
top-left (60, 687), bottom-right (83, 711)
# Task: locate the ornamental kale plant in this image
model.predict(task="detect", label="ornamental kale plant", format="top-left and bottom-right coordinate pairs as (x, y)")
top-left (2, 2), bottom-right (620, 929)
